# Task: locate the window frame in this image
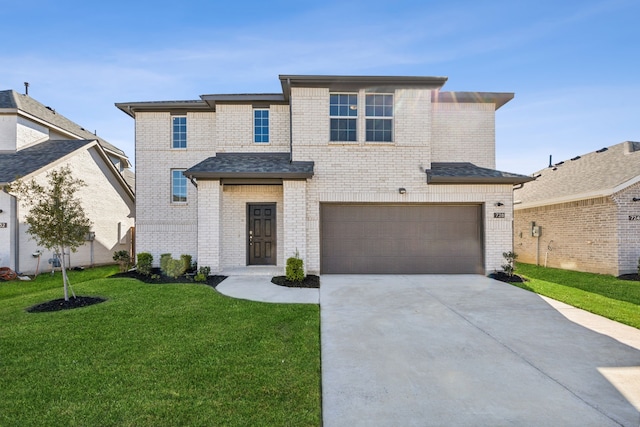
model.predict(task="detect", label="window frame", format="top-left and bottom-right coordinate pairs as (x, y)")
top-left (329, 93), bottom-right (358, 142)
top-left (171, 169), bottom-right (188, 204)
top-left (172, 116), bottom-right (187, 149)
top-left (254, 109), bottom-right (270, 143)
top-left (365, 93), bottom-right (394, 143)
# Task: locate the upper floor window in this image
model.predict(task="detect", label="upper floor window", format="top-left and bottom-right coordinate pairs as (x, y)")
top-left (330, 93), bottom-right (357, 142)
top-left (365, 94), bottom-right (393, 142)
top-left (172, 116), bottom-right (187, 149)
top-left (172, 169), bottom-right (187, 203)
top-left (254, 109), bottom-right (269, 143)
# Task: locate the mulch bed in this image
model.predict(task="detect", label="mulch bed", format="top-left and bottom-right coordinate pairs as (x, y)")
top-left (27, 296), bottom-right (106, 313)
top-left (488, 271), bottom-right (527, 283)
top-left (271, 275), bottom-right (320, 289)
top-left (110, 268), bottom-right (227, 288)
top-left (618, 273), bottom-right (640, 281)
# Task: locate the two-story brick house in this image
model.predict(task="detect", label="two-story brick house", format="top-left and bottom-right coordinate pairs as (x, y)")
top-left (117, 75), bottom-right (531, 275)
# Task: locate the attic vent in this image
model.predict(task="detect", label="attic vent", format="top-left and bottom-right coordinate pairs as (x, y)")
top-left (533, 173), bottom-right (541, 178)
top-left (552, 167), bottom-right (558, 171)
top-left (596, 147), bottom-right (608, 153)
top-left (571, 156), bottom-right (581, 161)
top-left (45, 106), bottom-right (56, 114)
top-left (554, 161), bottom-right (564, 166)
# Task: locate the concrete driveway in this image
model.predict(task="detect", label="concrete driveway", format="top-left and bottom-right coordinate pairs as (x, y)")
top-left (320, 275), bottom-right (640, 427)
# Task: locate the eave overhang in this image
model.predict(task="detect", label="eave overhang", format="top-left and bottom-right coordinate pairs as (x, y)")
top-left (427, 162), bottom-right (534, 185)
top-left (183, 153), bottom-right (314, 181)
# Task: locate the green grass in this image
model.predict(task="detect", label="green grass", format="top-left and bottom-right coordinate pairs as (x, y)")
top-left (512, 263), bottom-right (640, 329)
top-left (0, 267), bottom-right (320, 426)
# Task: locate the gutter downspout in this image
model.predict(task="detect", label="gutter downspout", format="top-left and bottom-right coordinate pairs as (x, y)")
top-left (288, 78), bottom-right (293, 163)
top-left (11, 193), bottom-right (19, 273)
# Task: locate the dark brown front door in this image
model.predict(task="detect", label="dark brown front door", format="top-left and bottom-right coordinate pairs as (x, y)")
top-left (248, 204), bottom-right (277, 265)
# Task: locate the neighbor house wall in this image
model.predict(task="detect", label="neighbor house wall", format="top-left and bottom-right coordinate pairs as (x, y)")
top-left (14, 147), bottom-right (134, 274)
top-left (612, 182), bottom-right (640, 275)
top-left (514, 197), bottom-right (619, 275)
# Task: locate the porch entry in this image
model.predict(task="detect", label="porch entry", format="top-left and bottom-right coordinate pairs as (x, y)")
top-left (247, 203), bottom-right (277, 265)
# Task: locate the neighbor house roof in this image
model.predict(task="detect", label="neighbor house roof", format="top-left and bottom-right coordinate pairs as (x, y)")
top-left (0, 139), bottom-right (93, 183)
top-left (427, 163), bottom-right (533, 185)
top-left (514, 141), bottom-right (640, 208)
top-left (0, 90), bottom-right (130, 166)
top-left (184, 153), bottom-right (314, 181)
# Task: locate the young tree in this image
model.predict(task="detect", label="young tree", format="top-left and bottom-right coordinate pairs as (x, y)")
top-left (8, 166), bottom-right (92, 301)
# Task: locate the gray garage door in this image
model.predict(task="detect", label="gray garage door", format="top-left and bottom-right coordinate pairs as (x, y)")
top-left (321, 204), bottom-right (484, 274)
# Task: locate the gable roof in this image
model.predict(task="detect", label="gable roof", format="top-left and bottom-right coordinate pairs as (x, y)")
top-left (427, 163), bottom-right (533, 184)
top-left (514, 141), bottom-right (640, 208)
top-left (0, 90), bottom-right (129, 164)
top-left (0, 139), bottom-right (93, 183)
top-left (184, 153), bottom-right (314, 181)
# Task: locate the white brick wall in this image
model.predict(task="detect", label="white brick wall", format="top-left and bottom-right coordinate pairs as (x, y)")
top-left (135, 83), bottom-right (512, 275)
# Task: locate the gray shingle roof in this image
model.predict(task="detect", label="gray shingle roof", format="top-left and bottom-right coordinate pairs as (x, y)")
top-left (0, 90), bottom-right (127, 159)
top-left (427, 163), bottom-right (533, 184)
top-left (0, 140), bottom-right (93, 183)
top-left (184, 153), bottom-right (314, 180)
top-left (514, 141), bottom-right (640, 207)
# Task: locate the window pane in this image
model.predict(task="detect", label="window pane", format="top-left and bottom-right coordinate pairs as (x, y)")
top-left (330, 93), bottom-right (357, 117)
top-left (172, 170), bottom-right (187, 203)
top-left (330, 118), bottom-right (356, 141)
top-left (365, 94), bottom-right (393, 117)
top-left (254, 109), bottom-right (269, 143)
top-left (366, 119), bottom-right (392, 142)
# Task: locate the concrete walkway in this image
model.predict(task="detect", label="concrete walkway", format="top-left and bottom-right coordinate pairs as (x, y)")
top-left (215, 274), bottom-right (640, 426)
top-left (320, 275), bottom-right (640, 427)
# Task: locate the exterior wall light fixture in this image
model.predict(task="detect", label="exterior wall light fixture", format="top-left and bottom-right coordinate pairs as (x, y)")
top-left (494, 202), bottom-right (504, 207)
top-left (633, 198), bottom-right (640, 202)
top-left (399, 188), bottom-right (407, 195)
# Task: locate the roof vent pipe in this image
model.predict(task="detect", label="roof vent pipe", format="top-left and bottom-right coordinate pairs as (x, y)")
top-left (548, 155), bottom-right (552, 167)
top-left (24, 82), bottom-right (29, 95)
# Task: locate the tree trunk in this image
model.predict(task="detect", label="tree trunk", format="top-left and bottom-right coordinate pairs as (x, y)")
top-left (59, 247), bottom-right (70, 301)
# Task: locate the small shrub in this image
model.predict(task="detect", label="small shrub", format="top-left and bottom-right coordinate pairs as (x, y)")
top-left (502, 251), bottom-right (518, 277)
top-left (637, 256), bottom-right (640, 275)
top-left (164, 258), bottom-right (186, 279)
top-left (113, 250), bottom-right (131, 272)
top-left (194, 266), bottom-right (210, 282)
top-left (160, 253), bottom-right (172, 273)
top-left (286, 251), bottom-right (305, 282)
top-left (180, 254), bottom-right (193, 273)
top-left (136, 252), bottom-right (153, 276)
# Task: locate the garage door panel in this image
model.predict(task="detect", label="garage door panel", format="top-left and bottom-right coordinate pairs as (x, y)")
top-left (321, 204), bottom-right (483, 274)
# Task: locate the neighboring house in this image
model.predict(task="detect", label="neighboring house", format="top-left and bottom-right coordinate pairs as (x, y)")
top-left (116, 74), bottom-right (530, 275)
top-left (514, 141), bottom-right (640, 276)
top-left (0, 89), bottom-right (135, 274)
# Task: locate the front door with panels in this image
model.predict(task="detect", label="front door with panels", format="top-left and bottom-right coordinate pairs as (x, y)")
top-left (247, 204), bottom-right (277, 265)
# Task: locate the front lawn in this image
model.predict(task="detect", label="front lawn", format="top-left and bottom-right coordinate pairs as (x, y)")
top-left (0, 267), bottom-right (320, 426)
top-left (510, 263), bottom-right (640, 329)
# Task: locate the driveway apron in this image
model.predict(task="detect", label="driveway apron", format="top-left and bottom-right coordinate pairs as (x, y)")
top-left (320, 275), bottom-right (640, 427)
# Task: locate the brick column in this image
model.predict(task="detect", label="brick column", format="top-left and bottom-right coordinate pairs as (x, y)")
top-left (283, 180), bottom-right (307, 273)
top-left (197, 180), bottom-right (222, 272)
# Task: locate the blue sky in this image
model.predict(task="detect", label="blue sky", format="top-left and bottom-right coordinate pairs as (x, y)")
top-left (1, 0), bottom-right (637, 174)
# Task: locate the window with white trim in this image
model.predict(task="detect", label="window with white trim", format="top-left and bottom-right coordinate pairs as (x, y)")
top-left (330, 93), bottom-right (357, 142)
top-left (171, 169), bottom-right (187, 203)
top-left (172, 116), bottom-right (187, 148)
top-left (254, 109), bottom-right (269, 143)
top-left (365, 94), bottom-right (393, 142)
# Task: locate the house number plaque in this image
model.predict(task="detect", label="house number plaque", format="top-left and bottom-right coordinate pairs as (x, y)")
top-left (494, 213), bottom-right (505, 218)
top-left (0, 223), bottom-right (7, 228)
top-left (629, 215), bottom-right (640, 221)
